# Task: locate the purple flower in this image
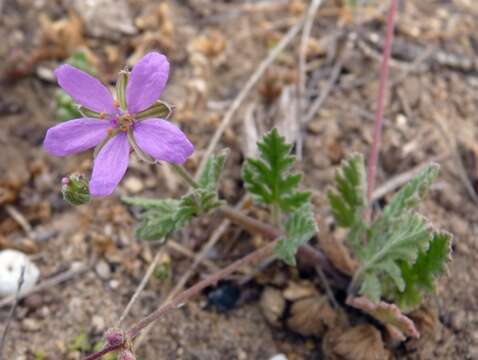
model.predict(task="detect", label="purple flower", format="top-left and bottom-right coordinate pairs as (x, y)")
top-left (44, 52), bottom-right (194, 197)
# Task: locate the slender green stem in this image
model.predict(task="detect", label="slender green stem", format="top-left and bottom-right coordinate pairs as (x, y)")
top-left (170, 164), bottom-right (199, 189)
top-left (271, 204), bottom-right (281, 227)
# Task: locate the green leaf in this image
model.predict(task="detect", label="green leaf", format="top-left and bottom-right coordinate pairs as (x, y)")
top-left (395, 231), bottom-right (452, 311)
top-left (357, 212), bottom-right (431, 302)
top-left (243, 128), bottom-right (310, 212)
top-left (274, 204), bottom-right (318, 266)
top-left (383, 163), bottom-right (440, 220)
top-left (327, 153), bottom-right (367, 228)
top-left (123, 188), bottom-right (224, 241)
top-left (179, 188), bottom-right (224, 217)
top-left (130, 199), bottom-right (185, 241)
top-left (198, 149), bottom-right (229, 191)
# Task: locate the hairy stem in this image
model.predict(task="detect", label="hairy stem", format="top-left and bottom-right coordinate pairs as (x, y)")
top-left (366, 0), bottom-right (398, 207)
top-left (170, 164), bottom-right (199, 189)
top-left (84, 242), bottom-right (276, 360)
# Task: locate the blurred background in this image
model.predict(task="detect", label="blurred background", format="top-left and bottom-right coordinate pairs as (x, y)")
top-left (1, 0), bottom-right (478, 358)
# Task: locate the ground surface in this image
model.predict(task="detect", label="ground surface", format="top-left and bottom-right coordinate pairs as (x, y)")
top-left (1, 0), bottom-right (478, 359)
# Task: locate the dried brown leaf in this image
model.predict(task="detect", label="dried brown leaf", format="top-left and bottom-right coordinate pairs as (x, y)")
top-left (323, 324), bottom-right (391, 360)
top-left (260, 287), bottom-right (286, 327)
top-left (317, 219), bottom-right (359, 276)
top-left (282, 281), bottom-right (318, 301)
top-left (287, 294), bottom-right (336, 336)
top-left (347, 296), bottom-right (420, 340)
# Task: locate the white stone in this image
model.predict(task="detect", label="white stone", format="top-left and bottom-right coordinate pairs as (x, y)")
top-left (269, 355), bottom-right (288, 360)
top-left (0, 250), bottom-right (40, 297)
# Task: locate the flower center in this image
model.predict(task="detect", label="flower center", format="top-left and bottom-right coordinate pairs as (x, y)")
top-left (118, 112), bottom-right (135, 132)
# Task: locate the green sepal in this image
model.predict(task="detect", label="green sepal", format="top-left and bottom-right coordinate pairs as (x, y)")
top-left (136, 100), bottom-right (174, 120)
top-left (61, 174), bottom-right (90, 205)
top-left (115, 70), bottom-right (129, 111)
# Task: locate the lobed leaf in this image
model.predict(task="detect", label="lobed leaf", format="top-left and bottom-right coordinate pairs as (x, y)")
top-left (274, 204), bottom-right (318, 266)
top-left (383, 163), bottom-right (440, 220)
top-left (198, 149), bottom-right (229, 191)
top-left (327, 153), bottom-right (367, 228)
top-left (243, 128), bottom-right (310, 212)
top-left (358, 212), bottom-right (431, 302)
top-left (347, 296), bottom-right (420, 339)
top-left (128, 198), bottom-right (185, 241)
top-left (395, 231), bottom-right (452, 311)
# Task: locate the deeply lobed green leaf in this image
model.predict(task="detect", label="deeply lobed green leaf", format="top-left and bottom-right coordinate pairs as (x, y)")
top-left (327, 153), bottom-right (368, 253)
top-left (274, 204), bottom-right (318, 266)
top-left (395, 231), bottom-right (452, 310)
top-left (328, 158), bottom-right (451, 310)
top-left (383, 163), bottom-right (440, 220)
top-left (243, 128), bottom-right (310, 212)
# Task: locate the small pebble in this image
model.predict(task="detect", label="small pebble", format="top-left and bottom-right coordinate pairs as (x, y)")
top-left (95, 260), bottom-right (111, 280)
top-left (22, 318), bottom-right (41, 332)
top-left (269, 355), bottom-right (288, 360)
top-left (0, 250), bottom-right (40, 297)
top-left (124, 176), bottom-right (144, 194)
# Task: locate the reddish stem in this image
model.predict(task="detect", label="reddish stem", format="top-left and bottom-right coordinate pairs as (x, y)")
top-left (366, 0), bottom-right (398, 205)
top-left (84, 205), bottom-right (348, 359)
top-left (84, 242), bottom-right (276, 360)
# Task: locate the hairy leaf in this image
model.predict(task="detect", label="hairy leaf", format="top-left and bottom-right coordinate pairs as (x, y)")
top-left (274, 204), bottom-right (318, 266)
top-left (357, 212), bottom-right (431, 302)
top-left (243, 128), bottom-right (310, 212)
top-left (126, 198), bottom-right (185, 241)
top-left (347, 296), bottom-right (420, 339)
top-left (198, 149), bottom-right (229, 191)
top-left (383, 163), bottom-right (440, 220)
top-left (123, 188), bottom-right (223, 241)
top-left (395, 232), bottom-right (452, 311)
top-left (327, 153), bottom-right (367, 227)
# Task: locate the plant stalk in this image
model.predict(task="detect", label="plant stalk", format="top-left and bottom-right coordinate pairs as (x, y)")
top-left (170, 164), bottom-right (200, 189)
top-left (366, 0), bottom-right (398, 209)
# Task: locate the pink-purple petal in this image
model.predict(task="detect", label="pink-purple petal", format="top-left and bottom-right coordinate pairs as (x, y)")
top-left (89, 133), bottom-right (130, 197)
top-left (133, 118), bottom-right (194, 164)
top-left (126, 52), bottom-right (170, 114)
top-left (43, 118), bottom-right (110, 156)
top-left (55, 64), bottom-right (116, 114)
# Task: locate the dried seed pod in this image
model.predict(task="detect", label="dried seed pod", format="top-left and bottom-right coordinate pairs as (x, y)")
top-left (323, 324), bottom-right (391, 360)
top-left (260, 287), bottom-right (286, 327)
top-left (287, 295), bottom-right (336, 336)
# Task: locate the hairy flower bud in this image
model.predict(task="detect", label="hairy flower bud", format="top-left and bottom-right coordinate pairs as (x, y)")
top-left (61, 174), bottom-right (90, 205)
top-left (104, 327), bottom-right (125, 347)
top-left (118, 350), bottom-right (136, 360)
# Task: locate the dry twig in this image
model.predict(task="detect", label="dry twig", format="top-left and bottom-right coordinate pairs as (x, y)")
top-left (194, 16), bottom-right (307, 178)
top-left (0, 263), bottom-right (90, 308)
top-left (118, 250), bottom-right (165, 326)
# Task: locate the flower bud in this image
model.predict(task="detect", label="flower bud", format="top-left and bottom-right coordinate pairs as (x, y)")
top-left (118, 350), bottom-right (136, 360)
top-left (61, 174), bottom-right (90, 205)
top-left (104, 327), bottom-right (125, 347)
